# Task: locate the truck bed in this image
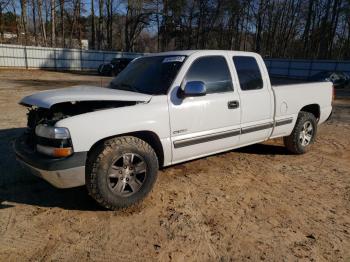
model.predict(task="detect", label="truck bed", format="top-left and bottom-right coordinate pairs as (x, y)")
top-left (271, 80), bottom-right (333, 135)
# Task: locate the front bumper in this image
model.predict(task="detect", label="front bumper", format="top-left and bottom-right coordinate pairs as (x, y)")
top-left (14, 135), bottom-right (87, 188)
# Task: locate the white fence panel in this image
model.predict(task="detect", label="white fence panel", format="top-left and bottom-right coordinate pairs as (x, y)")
top-left (1, 44), bottom-right (349, 79)
top-left (26, 47), bottom-right (55, 68)
top-left (0, 44), bottom-right (144, 70)
top-left (0, 45), bottom-right (26, 67)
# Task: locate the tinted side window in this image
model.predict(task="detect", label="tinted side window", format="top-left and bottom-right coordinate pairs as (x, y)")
top-left (185, 56), bottom-right (233, 94)
top-left (233, 56), bottom-right (263, 90)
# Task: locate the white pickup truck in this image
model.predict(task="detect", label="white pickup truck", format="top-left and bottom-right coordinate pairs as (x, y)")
top-left (15, 50), bottom-right (333, 210)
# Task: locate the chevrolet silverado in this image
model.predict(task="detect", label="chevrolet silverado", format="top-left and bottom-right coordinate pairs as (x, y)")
top-left (15, 50), bottom-right (333, 210)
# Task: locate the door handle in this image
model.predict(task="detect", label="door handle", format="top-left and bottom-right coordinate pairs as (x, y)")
top-left (228, 100), bottom-right (239, 109)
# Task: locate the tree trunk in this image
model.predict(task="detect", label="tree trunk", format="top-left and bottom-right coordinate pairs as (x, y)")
top-left (187, 3), bottom-right (194, 49)
top-left (242, 3), bottom-right (249, 51)
top-left (255, 0), bottom-right (264, 53)
top-left (60, 0), bottom-right (64, 47)
top-left (91, 0), bottom-right (95, 49)
top-left (78, 0), bottom-right (81, 48)
top-left (317, 0), bottom-right (332, 58)
top-left (11, 1), bottom-right (20, 42)
top-left (51, 0), bottom-right (55, 47)
top-left (0, 3), bottom-right (3, 42)
top-left (195, 0), bottom-right (203, 49)
top-left (98, 0), bottom-right (104, 50)
top-left (0, 0), bottom-right (10, 42)
top-left (69, 0), bottom-right (79, 47)
top-left (156, 0), bottom-right (160, 51)
top-left (37, 0), bottom-right (47, 46)
top-left (302, 0), bottom-right (314, 55)
top-left (161, 0), bottom-right (168, 51)
top-left (106, 0), bottom-right (111, 49)
top-left (31, 0), bottom-right (37, 45)
top-left (109, 0), bottom-right (113, 49)
top-left (327, 0), bottom-right (341, 58)
top-left (124, 6), bottom-right (130, 51)
top-left (20, 0), bottom-right (28, 45)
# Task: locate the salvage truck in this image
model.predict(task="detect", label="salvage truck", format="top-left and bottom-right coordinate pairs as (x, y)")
top-left (15, 50), bottom-right (333, 210)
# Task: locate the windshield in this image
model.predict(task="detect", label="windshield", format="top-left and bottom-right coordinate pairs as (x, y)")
top-left (108, 55), bottom-right (186, 95)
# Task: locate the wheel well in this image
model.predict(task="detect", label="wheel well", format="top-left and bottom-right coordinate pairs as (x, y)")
top-left (300, 104), bottom-right (320, 121)
top-left (87, 131), bottom-right (165, 168)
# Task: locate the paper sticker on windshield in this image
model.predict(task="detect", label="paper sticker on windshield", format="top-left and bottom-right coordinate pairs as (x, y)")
top-left (162, 56), bottom-right (185, 63)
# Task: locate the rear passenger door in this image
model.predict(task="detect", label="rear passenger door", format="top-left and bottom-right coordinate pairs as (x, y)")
top-left (232, 55), bottom-right (274, 145)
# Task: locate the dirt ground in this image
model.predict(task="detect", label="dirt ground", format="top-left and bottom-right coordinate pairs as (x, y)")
top-left (0, 69), bottom-right (349, 261)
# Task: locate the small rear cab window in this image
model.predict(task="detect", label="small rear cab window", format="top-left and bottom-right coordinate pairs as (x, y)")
top-left (233, 56), bottom-right (263, 91)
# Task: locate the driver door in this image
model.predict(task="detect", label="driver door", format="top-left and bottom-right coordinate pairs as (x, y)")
top-left (168, 54), bottom-right (241, 164)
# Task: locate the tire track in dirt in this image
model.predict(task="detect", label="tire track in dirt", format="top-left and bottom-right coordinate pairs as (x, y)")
top-left (0, 229), bottom-right (48, 255)
top-left (0, 208), bottom-right (14, 237)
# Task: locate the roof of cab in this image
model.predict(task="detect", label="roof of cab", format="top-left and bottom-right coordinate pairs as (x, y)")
top-left (145, 50), bottom-right (258, 57)
top-left (145, 50), bottom-right (199, 56)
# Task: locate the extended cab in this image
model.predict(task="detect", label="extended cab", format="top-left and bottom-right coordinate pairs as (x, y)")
top-left (15, 50), bottom-right (333, 210)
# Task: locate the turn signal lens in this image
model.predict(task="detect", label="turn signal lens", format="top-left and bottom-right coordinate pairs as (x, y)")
top-left (37, 144), bottom-right (73, 157)
top-left (52, 148), bottom-right (73, 157)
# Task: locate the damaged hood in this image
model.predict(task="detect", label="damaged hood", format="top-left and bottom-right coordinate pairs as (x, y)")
top-left (20, 85), bottom-right (152, 108)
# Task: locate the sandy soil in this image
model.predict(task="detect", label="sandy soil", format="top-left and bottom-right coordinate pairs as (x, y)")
top-left (0, 69), bottom-right (349, 261)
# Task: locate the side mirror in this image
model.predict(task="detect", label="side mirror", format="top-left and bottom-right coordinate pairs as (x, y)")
top-left (181, 81), bottom-right (206, 98)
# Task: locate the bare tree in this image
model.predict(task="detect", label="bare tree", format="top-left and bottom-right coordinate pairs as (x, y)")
top-left (317, 0), bottom-right (332, 58)
top-left (37, 0), bottom-right (47, 45)
top-left (11, 0), bottom-right (20, 39)
top-left (97, 0), bottom-right (104, 49)
top-left (0, 0), bottom-right (11, 41)
top-left (69, 0), bottom-right (79, 46)
top-left (91, 0), bottom-right (95, 49)
top-left (106, 0), bottom-right (111, 49)
top-left (124, 0), bottom-right (152, 52)
top-left (327, 0), bottom-right (342, 58)
top-left (50, 0), bottom-right (55, 46)
top-left (31, 0), bottom-right (37, 44)
top-left (1, 0), bottom-right (349, 59)
top-left (255, 0), bottom-right (265, 52)
top-left (20, 0), bottom-right (28, 44)
top-left (59, 0), bottom-right (64, 47)
top-left (77, 0), bottom-right (81, 47)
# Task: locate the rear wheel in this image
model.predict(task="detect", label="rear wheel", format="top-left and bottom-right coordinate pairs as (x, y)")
top-left (283, 111), bottom-right (317, 154)
top-left (86, 136), bottom-right (159, 210)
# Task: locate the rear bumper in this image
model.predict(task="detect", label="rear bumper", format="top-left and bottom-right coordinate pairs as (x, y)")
top-left (319, 106), bottom-right (333, 124)
top-left (14, 135), bottom-right (87, 188)
top-left (326, 110), bottom-right (333, 122)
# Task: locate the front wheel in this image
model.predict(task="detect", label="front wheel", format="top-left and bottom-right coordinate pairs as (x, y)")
top-left (86, 136), bottom-right (159, 210)
top-left (283, 111), bottom-right (317, 154)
